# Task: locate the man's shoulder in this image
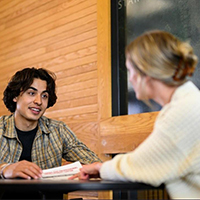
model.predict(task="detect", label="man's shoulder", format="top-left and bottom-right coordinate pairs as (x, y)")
top-left (0, 115), bottom-right (12, 126)
top-left (0, 115), bottom-right (13, 137)
top-left (39, 116), bottom-right (72, 136)
top-left (40, 116), bottom-right (66, 128)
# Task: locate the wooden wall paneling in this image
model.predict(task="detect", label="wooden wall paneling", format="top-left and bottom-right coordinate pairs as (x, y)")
top-left (0, 35), bottom-right (97, 71)
top-left (0, 2), bottom-right (96, 50)
top-left (0, 0), bottom-right (25, 13)
top-left (0, 0), bottom-right (92, 41)
top-left (0, 19), bottom-right (96, 61)
top-left (0, 0), bottom-right (37, 20)
top-left (58, 79), bottom-right (97, 94)
top-left (66, 122), bottom-right (98, 152)
top-left (45, 104), bottom-right (98, 119)
top-left (46, 29), bottom-right (97, 52)
top-left (48, 95), bottom-right (97, 114)
top-left (100, 112), bottom-right (159, 154)
top-left (57, 70), bottom-right (97, 87)
top-left (0, 104), bottom-right (10, 116)
top-left (6, 0), bottom-right (89, 29)
top-left (97, 0), bottom-right (111, 122)
top-left (97, 0), bottom-right (112, 199)
top-left (0, 10), bottom-right (97, 63)
top-left (0, 48), bottom-right (46, 68)
top-left (0, 37), bottom-right (97, 82)
top-left (47, 54), bottom-right (97, 74)
top-left (0, 0), bottom-right (99, 199)
top-left (0, 24), bottom-right (5, 32)
top-left (0, 54), bottom-right (97, 92)
top-left (52, 113), bottom-right (98, 124)
top-left (0, 0), bottom-right (99, 138)
top-left (0, 0), bottom-right (13, 10)
top-left (67, 122), bottom-right (98, 139)
top-left (1, 0), bottom-right (65, 26)
top-left (57, 87), bottom-right (97, 102)
top-left (55, 62), bottom-right (97, 79)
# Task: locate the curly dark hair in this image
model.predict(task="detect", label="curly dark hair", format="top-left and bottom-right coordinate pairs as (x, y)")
top-left (3, 67), bottom-right (57, 113)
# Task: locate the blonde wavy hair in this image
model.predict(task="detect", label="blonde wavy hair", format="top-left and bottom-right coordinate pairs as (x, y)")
top-left (126, 30), bottom-right (198, 86)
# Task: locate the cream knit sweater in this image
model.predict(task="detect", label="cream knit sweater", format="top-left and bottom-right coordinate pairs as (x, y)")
top-left (100, 81), bottom-right (200, 199)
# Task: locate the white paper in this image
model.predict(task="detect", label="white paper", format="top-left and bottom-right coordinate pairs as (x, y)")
top-left (41, 161), bottom-right (82, 180)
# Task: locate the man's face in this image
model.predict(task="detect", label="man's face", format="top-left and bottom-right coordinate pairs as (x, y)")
top-left (13, 78), bottom-right (49, 126)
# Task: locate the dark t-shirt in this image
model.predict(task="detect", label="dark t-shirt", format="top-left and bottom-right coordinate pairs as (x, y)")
top-left (16, 126), bottom-right (38, 162)
top-left (1, 126), bottom-right (40, 200)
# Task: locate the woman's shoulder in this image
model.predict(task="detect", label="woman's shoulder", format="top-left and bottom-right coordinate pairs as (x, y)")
top-left (161, 81), bottom-right (200, 117)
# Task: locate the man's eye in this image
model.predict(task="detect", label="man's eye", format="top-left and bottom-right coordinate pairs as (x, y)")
top-left (29, 92), bottom-right (35, 95)
top-left (42, 94), bottom-right (48, 99)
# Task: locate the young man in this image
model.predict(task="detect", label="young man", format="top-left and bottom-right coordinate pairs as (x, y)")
top-left (0, 67), bottom-right (101, 180)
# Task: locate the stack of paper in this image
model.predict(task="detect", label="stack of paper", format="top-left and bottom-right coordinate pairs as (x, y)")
top-left (41, 161), bottom-right (82, 180)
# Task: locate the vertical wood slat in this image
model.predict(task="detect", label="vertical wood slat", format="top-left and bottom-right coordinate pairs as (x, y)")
top-left (97, 0), bottom-right (112, 199)
top-left (97, 0), bottom-right (112, 121)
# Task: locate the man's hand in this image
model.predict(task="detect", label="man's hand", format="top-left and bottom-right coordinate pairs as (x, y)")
top-left (3, 160), bottom-right (42, 179)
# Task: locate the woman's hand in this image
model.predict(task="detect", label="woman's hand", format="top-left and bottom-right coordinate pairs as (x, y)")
top-left (79, 162), bottom-right (102, 180)
top-left (69, 162), bottom-right (103, 180)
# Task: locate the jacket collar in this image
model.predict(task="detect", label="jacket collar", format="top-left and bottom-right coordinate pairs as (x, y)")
top-left (3, 114), bottom-right (50, 138)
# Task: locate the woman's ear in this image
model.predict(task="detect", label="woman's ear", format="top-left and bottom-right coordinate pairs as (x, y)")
top-left (145, 76), bottom-right (154, 86)
top-left (145, 75), bottom-right (151, 82)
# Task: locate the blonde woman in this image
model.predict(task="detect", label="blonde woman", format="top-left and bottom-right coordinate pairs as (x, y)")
top-left (74, 30), bottom-right (200, 199)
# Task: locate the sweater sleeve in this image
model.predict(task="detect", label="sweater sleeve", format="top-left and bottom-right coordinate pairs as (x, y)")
top-left (100, 128), bottom-right (188, 186)
top-left (100, 129), bottom-right (191, 186)
top-left (100, 108), bottom-right (200, 186)
top-left (100, 85), bottom-right (200, 186)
